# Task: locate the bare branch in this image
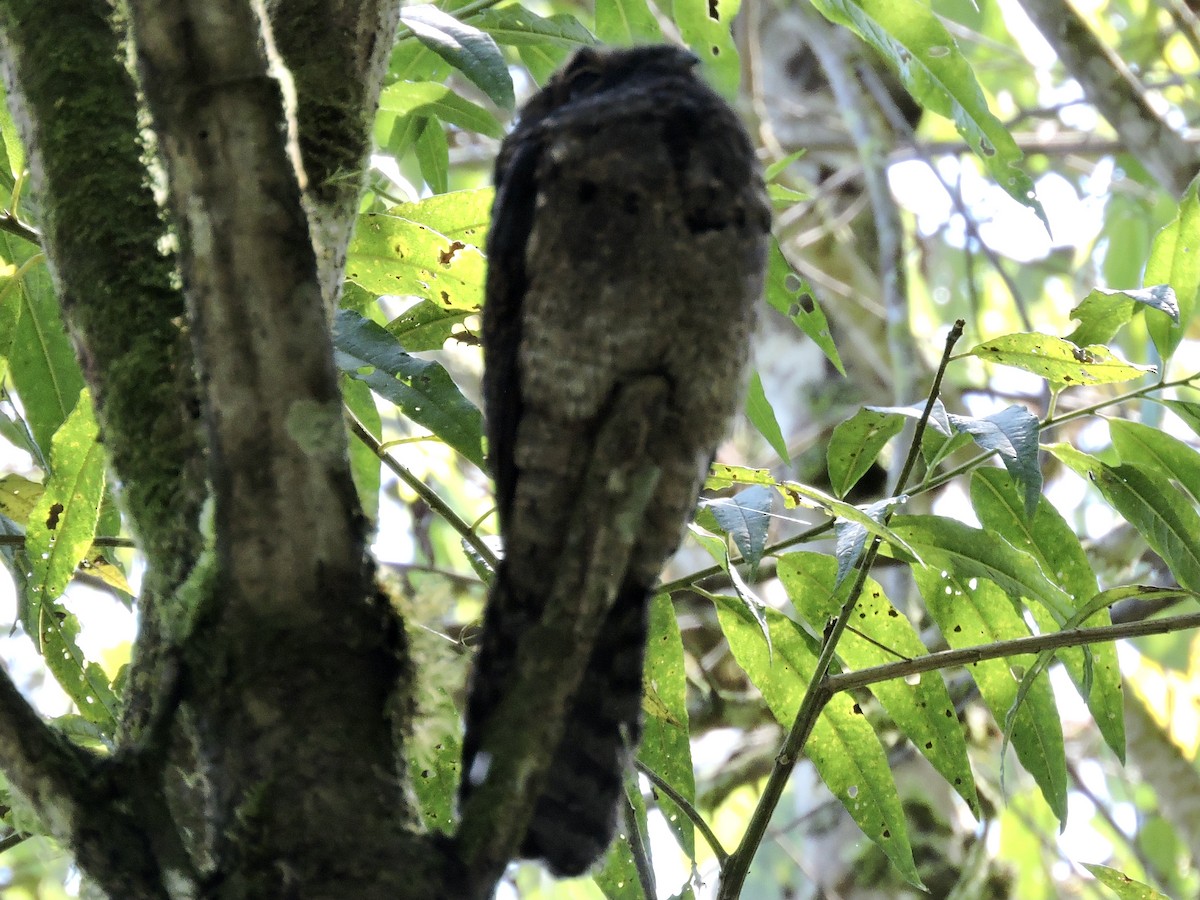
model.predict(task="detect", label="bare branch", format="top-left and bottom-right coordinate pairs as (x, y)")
top-left (1018, 0), bottom-right (1199, 195)
top-left (823, 610), bottom-right (1200, 695)
top-left (0, 667), bottom-right (168, 898)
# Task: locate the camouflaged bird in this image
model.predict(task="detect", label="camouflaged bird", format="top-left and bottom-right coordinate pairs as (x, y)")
top-left (460, 44), bottom-right (770, 875)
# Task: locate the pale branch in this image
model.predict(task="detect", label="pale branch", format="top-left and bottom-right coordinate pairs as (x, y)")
top-left (1018, 0), bottom-right (1199, 196)
top-left (823, 611), bottom-right (1200, 696)
top-left (454, 377), bottom-right (668, 897)
top-left (126, 0), bottom-right (365, 624)
top-left (0, 666), bottom-right (169, 898)
top-left (716, 321), bottom-right (965, 900)
top-left (264, 0), bottom-right (402, 306)
top-left (124, 2), bottom-right (418, 892)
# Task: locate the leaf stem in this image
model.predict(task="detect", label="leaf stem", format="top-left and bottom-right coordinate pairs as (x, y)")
top-left (345, 407), bottom-right (498, 570)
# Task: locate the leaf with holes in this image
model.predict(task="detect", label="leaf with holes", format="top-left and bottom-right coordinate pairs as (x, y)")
top-left (913, 567), bottom-right (1066, 821)
top-left (348, 211), bottom-right (485, 309)
top-left (717, 597), bottom-right (924, 888)
top-left (780, 552), bottom-right (981, 818)
top-left (968, 333), bottom-right (1154, 388)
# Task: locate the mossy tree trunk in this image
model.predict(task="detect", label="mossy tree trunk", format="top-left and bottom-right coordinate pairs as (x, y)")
top-left (0, 1), bottom-right (462, 896)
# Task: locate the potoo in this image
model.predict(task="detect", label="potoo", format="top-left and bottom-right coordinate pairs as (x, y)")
top-left (461, 44), bottom-right (770, 875)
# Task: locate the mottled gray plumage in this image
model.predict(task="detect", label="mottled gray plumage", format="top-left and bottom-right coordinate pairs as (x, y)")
top-left (461, 44), bottom-right (770, 875)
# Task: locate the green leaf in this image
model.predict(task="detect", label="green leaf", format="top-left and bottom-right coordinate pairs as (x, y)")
top-left (473, 8), bottom-right (596, 51)
top-left (782, 481), bottom-right (921, 565)
top-left (672, 0), bottom-right (742, 97)
top-left (765, 242), bottom-right (845, 374)
top-left (387, 300), bottom-right (476, 352)
top-left (1083, 863), bottom-right (1172, 899)
top-left (745, 370), bottom-right (790, 464)
top-left (1066, 285), bottom-right (1179, 347)
top-left (383, 188), bottom-right (493, 242)
top-left (704, 486), bottom-right (772, 576)
top-left (378, 81), bottom-right (503, 138)
top-left (1110, 418), bottom-right (1200, 506)
top-left (970, 469), bottom-right (1124, 762)
top-left (0, 243), bottom-right (86, 450)
top-left (595, 0), bottom-right (662, 44)
top-left (763, 148), bottom-right (808, 182)
top-left (348, 211), bottom-right (485, 309)
top-left (27, 390), bottom-right (105, 602)
top-left (0, 473), bottom-right (41, 524)
top-left (889, 515), bottom-right (1077, 622)
top-left (949, 406), bottom-right (1041, 517)
top-left (24, 390), bottom-right (117, 730)
top-left (1052, 449), bottom-right (1200, 595)
top-left (1144, 175), bottom-right (1200, 360)
top-left (400, 6), bottom-right (514, 110)
top-left (779, 552), bottom-right (981, 818)
top-left (828, 408), bottom-right (904, 499)
top-left (342, 375), bottom-right (381, 522)
top-left (716, 598), bottom-right (924, 888)
top-left (809, 0), bottom-right (1045, 223)
top-left (968, 333), bottom-right (1155, 388)
top-left (1158, 399), bottom-right (1200, 437)
top-left (912, 567), bottom-right (1066, 822)
top-left (638, 595), bottom-right (695, 858)
top-left (332, 310), bottom-right (485, 468)
top-left (704, 462), bottom-right (775, 491)
top-left (412, 115), bottom-right (449, 194)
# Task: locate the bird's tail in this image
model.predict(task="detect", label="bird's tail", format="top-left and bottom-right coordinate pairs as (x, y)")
top-left (519, 580), bottom-right (650, 875)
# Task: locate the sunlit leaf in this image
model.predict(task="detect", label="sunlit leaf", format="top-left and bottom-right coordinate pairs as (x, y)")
top-left (780, 552), bottom-right (981, 818)
top-left (968, 333), bottom-right (1155, 388)
top-left (913, 567), bottom-right (1066, 822)
top-left (638, 595), bottom-right (695, 858)
top-left (716, 598), bottom-right (924, 888)
top-left (1144, 175), bottom-right (1200, 360)
top-left (378, 81), bottom-right (503, 138)
top-left (1067, 284), bottom-right (1178, 347)
top-left (1083, 863), bottom-right (1171, 899)
top-left (595, 0), bottom-right (662, 44)
top-left (348, 211), bottom-right (485, 309)
top-left (970, 469), bottom-right (1124, 762)
top-left (809, 0), bottom-right (1045, 223)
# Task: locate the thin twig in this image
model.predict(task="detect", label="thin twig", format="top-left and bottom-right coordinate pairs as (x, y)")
top-left (345, 407), bottom-right (498, 570)
top-left (623, 787), bottom-right (657, 900)
top-left (635, 758), bottom-right (729, 864)
top-left (823, 610), bottom-right (1200, 695)
top-left (716, 322), bottom-right (965, 899)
